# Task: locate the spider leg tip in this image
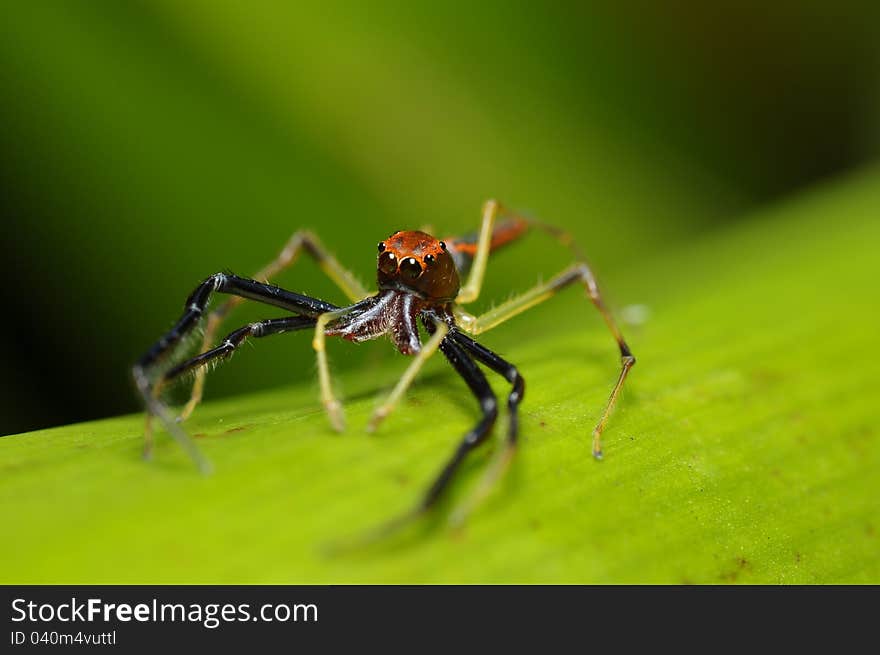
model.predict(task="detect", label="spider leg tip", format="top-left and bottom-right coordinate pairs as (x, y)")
top-left (448, 522), bottom-right (469, 541)
top-left (323, 401), bottom-right (346, 432)
top-left (366, 410), bottom-right (388, 434)
top-left (447, 510), bottom-right (469, 534)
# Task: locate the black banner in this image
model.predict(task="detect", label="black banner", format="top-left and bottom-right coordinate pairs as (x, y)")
top-left (1, 586), bottom-right (872, 649)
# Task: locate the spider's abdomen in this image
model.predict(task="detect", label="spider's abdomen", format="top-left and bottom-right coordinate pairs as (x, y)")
top-left (377, 231), bottom-right (460, 301)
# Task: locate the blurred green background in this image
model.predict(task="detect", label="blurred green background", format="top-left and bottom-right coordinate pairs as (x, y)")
top-left (1, 1), bottom-right (878, 436)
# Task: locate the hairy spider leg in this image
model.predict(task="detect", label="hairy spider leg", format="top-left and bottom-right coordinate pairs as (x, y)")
top-left (311, 306), bottom-right (363, 432)
top-left (449, 200), bottom-right (584, 304)
top-left (366, 320), bottom-right (449, 433)
top-left (331, 333), bottom-right (498, 550)
top-left (454, 262), bottom-right (636, 459)
top-left (146, 316), bottom-right (316, 461)
top-left (444, 329), bottom-right (524, 527)
top-left (453, 199), bottom-right (502, 304)
top-left (162, 316), bottom-right (317, 382)
top-left (446, 199), bottom-right (606, 285)
top-left (181, 231), bottom-right (369, 422)
top-left (444, 207), bottom-right (529, 276)
top-left (419, 333), bottom-right (498, 505)
top-left (133, 272), bottom-right (338, 470)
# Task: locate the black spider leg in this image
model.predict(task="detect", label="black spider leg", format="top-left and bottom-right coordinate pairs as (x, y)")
top-left (444, 329), bottom-right (525, 524)
top-left (447, 329), bottom-right (524, 444)
top-left (422, 334), bottom-right (499, 507)
top-left (135, 273), bottom-right (339, 375)
top-left (150, 316), bottom-right (316, 466)
top-left (328, 331), bottom-right (498, 551)
top-left (160, 316), bottom-right (317, 383)
top-left (132, 272), bottom-right (343, 471)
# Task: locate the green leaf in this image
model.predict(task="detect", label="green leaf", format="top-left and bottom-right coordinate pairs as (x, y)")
top-left (2, 168), bottom-right (878, 583)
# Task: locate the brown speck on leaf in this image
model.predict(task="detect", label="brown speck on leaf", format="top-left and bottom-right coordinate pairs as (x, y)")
top-left (539, 421), bottom-right (546, 428)
top-left (193, 433), bottom-right (207, 439)
top-left (795, 552), bottom-right (802, 564)
top-left (224, 426), bottom-right (247, 434)
top-left (720, 556), bottom-right (752, 582)
top-left (749, 367), bottom-right (784, 387)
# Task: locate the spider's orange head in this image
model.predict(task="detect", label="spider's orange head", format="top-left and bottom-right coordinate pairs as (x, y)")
top-left (377, 230), bottom-right (460, 301)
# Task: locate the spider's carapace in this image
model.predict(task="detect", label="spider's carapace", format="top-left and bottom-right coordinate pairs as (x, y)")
top-left (377, 231), bottom-right (459, 301)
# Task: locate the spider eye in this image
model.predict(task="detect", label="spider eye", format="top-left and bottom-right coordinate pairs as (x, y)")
top-left (378, 251), bottom-right (397, 276)
top-left (424, 254), bottom-right (435, 265)
top-left (439, 241), bottom-right (447, 251)
top-left (399, 257), bottom-right (422, 280)
top-left (377, 242), bottom-right (386, 252)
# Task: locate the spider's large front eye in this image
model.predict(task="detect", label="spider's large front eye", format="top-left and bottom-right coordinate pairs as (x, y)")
top-left (377, 242), bottom-right (386, 252)
top-left (378, 251), bottom-right (397, 276)
top-left (399, 257), bottom-right (422, 280)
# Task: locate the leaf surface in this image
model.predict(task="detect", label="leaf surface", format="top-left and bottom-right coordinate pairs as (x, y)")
top-left (2, 169), bottom-right (878, 583)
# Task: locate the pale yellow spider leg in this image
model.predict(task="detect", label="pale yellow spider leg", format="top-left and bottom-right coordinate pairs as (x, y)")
top-left (179, 230), bottom-right (369, 421)
top-left (312, 308), bottom-right (355, 432)
top-left (458, 262), bottom-right (635, 455)
top-left (454, 199), bottom-right (501, 304)
top-left (449, 262), bottom-right (635, 526)
top-left (367, 321), bottom-right (450, 433)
